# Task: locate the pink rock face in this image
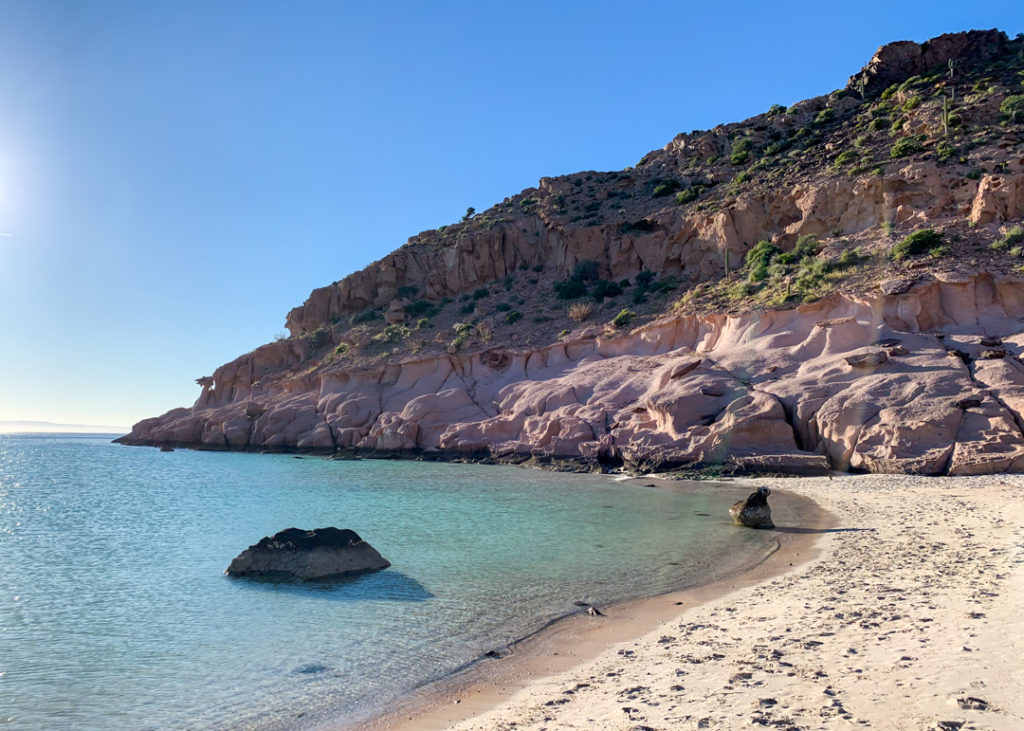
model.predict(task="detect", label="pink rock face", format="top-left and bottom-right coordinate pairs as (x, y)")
top-left (119, 275), bottom-right (1024, 476)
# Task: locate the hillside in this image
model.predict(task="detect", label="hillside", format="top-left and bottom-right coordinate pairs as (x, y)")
top-left (119, 29), bottom-right (1024, 476)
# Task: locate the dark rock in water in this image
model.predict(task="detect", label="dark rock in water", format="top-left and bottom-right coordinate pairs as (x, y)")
top-left (225, 527), bottom-right (390, 580)
top-left (729, 487), bottom-right (774, 529)
top-left (294, 663), bottom-right (328, 674)
top-left (159, 445), bottom-right (174, 452)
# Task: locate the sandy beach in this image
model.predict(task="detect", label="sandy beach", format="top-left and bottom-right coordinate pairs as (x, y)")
top-left (376, 474), bottom-right (1024, 731)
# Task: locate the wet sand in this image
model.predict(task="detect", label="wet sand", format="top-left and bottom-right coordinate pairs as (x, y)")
top-left (359, 474), bottom-right (1024, 730)
top-left (351, 479), bottom-right (828, 730)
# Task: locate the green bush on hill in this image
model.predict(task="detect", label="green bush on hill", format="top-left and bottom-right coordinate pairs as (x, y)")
top-left (890, 229), bottom-right (944, 260)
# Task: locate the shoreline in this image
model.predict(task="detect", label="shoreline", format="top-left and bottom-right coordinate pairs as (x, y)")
top-left (111, 438), bottom-right (828, 478)
top-left (378, 474), bottom-right (1024, 731)
top-left (337, 479), bottom-right (831, 731)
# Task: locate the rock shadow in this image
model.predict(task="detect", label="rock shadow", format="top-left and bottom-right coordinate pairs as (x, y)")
top-left (231, 569), bottom-right (434, 602)
top-left (770, 526), bottom-right (876, 535)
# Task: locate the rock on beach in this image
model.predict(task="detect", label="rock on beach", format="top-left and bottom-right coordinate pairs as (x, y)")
top-left (729, 486), bottom-right (775, 528)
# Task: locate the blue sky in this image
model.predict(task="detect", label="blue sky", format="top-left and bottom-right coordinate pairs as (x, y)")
top-left (0, 1), bottom-right (1021, 429)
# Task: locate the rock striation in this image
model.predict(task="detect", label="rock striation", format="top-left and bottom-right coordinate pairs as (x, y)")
top-left (117, 30), bottom-right (1024, 477)
top-left (119, 276), bottom-right (1024, 476)
top-left (225, 527), bottom-right (390, 580)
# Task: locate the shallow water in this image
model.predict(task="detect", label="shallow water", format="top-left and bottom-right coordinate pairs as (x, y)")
top-left (0, 434), bottom-right (774, 729)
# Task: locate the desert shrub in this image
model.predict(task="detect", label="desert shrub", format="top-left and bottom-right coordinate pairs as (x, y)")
top-left (891, 228), bottom-right (944, 260)
top-left (935, 141), bottom-right (955, 162)
top-left (897, 75), bottom-right (922, 93)
top-left (572, 259), bottom-right (600, 281)
top-left (766, 103), bottom-right (786, 116)
top-left (568, 302), bottom-right (593, 322)
top-left (837, 247), bottom-right (865, 267)
top-left (372, 324), bottom-right (408, 343)
top-left (404, 300), bottom-right (437, 317)
top-left (868, 117), bottom-right (888, 132)
top-left (813, 108), bottom-right (835, 126)
top-left (636, 270), bottom-right (656, 288)
top-left (834, 149), bottom-right (859, 167)
top-left (273, 331), bottom-right (289, 342)
top-left (415, 318), bottom-right (430, 329)
top-left (729, 280), bottom-right (757, 300)
top-left (1000, 95), bottom-right (1024, 122)
top-left (591, 279), bottom-right (622, 302)
top-left (730, 138), bottom-right (752, 165)
top-left (309, 326), bottom-right (330, 349)
top-left (762, 139), bottom-right (791, 156)
top-left (676, 186), bottom-right (704, 204)
top-left (472, 287), bottom-right (490, 300)
top-left (459, 303), bottom-right (475, 314)
top-left (333, 342), bottom-right (349, 356)
top-left (890, 135), bottom-right (925, 158)
top-left (396, 285), bottom-right (419, 299)
top-left (743, 240), bottom-right (783, 282)
top-left (902, 95), bottom-right (921, 111)
top-left (992, 226), bottom-right (1024, 251)
top-left (652, 178), bottom-right (681, 197)
top-left (793, 234), bottom-right (821, 258)
top-left (611, 309), bottom-right (635, 328)
top-left (505, 310), bottom-right (522, 325)
top-left (554, 278), bottom-right (588, 299)
top-left (646, 275), bottom-right (680, 293)
top-left (350, 308), bottom-right (380, 325)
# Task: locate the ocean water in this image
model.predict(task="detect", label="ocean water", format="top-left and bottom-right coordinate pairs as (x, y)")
top-left (0, 433), bottom-right (776, 730)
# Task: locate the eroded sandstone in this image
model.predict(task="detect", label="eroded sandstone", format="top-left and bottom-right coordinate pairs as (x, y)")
top-left (119, 276), bottom-right (1024, 476)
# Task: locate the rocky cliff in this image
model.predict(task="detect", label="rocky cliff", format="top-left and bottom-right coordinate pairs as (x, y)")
top-left (119, 30), bottom-right (1024, 476)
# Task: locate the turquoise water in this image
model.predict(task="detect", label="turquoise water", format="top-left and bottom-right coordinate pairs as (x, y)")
top-left (0, 434), bottom-right (774, 730)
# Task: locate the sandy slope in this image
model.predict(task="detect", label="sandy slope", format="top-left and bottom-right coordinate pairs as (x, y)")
top-left (439, 475), bottom-right (1024, 731)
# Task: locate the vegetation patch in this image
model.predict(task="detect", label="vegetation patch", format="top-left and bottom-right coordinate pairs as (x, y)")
top-left (890, 135), bottom-right (926, 158)
top-left (611, 308), bottom-right (635, 328)
top-left (991, 225), bottom-right (1024, 252)
top-left (891, 229), bottom-right (944, 260)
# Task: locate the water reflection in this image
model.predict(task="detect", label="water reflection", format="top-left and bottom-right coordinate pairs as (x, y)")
top-left (230, 569), bottom-right (434, 601)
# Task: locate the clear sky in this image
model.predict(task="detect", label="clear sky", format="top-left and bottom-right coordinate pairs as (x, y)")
top-left (0, 1), bottom-right (1021, 429)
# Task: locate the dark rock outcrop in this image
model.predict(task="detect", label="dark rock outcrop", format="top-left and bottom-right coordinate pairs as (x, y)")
top-left (225, 527), bottom-right (390, 580)
top-left (729, 487), bottom-right (775, 529)
top-left (850, 29), bottom-right (1009, 97)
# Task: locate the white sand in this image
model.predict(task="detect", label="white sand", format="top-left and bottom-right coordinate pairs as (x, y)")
top-left (434, 474), bottom-right (1024, 731)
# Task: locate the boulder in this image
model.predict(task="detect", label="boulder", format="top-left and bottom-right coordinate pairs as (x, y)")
top-left (729, 486), bottom-right (775, 529)
top-left (225, 527), bottom-right (390, 580)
